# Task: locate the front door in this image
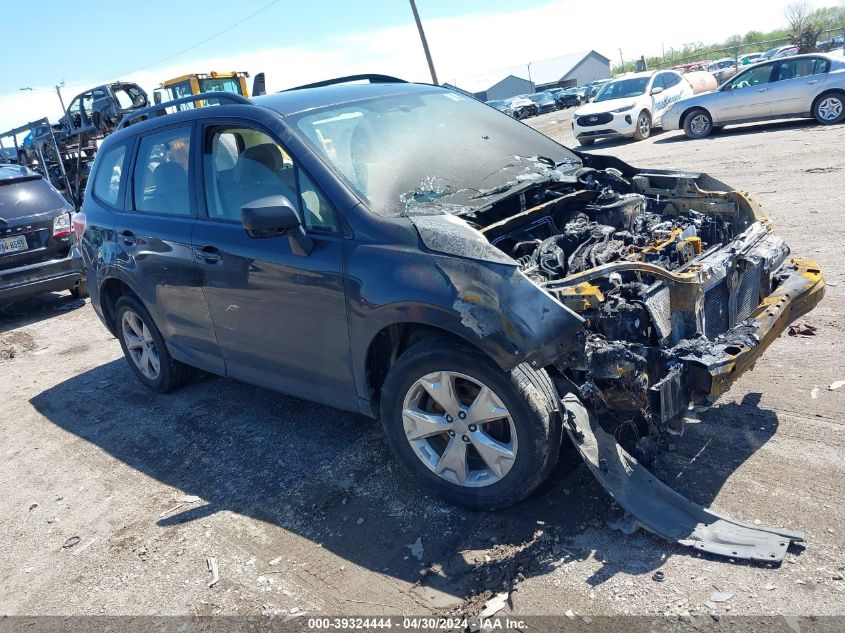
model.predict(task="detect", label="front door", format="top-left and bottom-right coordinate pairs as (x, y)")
top-left (192, 121), bottom-right (355, 409)
top-left (716, 63), bottom-right (776, 121)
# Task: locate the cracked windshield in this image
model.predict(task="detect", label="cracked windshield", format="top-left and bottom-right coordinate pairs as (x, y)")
top-left (292, 88), bottom-right (580, 216)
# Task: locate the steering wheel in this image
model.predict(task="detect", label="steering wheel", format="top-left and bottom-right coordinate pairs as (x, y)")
top-left (735, 80), bottom-right (750, 89)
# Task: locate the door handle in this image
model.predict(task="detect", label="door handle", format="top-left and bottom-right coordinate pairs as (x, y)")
top-left (120, 230), bottom-right (136, 245)
top-left (757, 87), bottom-right (768, 92)
top-left (194, 245), bottom-right (223, 263)
top-left (806, 80), bottom-right (819, 84)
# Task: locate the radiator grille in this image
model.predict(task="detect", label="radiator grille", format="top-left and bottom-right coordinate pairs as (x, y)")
top-left (703, 263), bottom-right (764, 340)
top-left (704, 279), bottom-right (730, 340)
top-left (577, 112), bottom-right (612, 126)
top-left (736, 265), bottom-right (762, 323)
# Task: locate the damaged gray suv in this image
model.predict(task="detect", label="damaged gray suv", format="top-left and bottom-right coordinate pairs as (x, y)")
top-left (80, 76), bottom-right (824, 563)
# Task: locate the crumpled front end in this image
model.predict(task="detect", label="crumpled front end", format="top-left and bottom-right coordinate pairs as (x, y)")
top-left (474, 166), bottom-right (825, 438)
top-left (460, 160), bottom-right (824, 561)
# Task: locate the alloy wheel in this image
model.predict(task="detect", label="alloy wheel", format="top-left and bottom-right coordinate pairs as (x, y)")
top-left (690, 113), bottom-right (711, 136)
top-left (121, 310), bottom-right (161, 380)
top-left (401, 371), bottom-right (518, 487)
top-left (817, 97), bottom-right (843, 121)
top-left (638, 113), bottom-right (651, 137)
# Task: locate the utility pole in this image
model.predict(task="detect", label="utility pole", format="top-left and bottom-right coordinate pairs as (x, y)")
top-left (409, 0), bottom-right (438, 85)
top-left (619, 49), bottom-right (624, 73)
top-left (55, 81), bottom-right (67, 113)
top-left (527, 63), bottom-right (533, 89)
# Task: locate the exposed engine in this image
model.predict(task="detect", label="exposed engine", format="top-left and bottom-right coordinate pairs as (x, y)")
top-left (464, 165), bottom-right (791, 458)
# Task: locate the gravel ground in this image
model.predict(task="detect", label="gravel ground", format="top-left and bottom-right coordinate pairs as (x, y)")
top-left (1, 110), bottom-right (843, 621)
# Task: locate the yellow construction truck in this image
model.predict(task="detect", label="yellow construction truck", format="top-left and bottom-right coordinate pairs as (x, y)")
top-left (153, 71), bottom-right (265, 108)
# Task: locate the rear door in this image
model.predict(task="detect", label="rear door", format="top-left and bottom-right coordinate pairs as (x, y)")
top-left (113, 122), bottom-right (222, 372)
top-left (767, 56), bottom-right (831, 116)
top-left (191, 118), bottom-right (355, 409)
top-left (715, 63), bottom-right (776, 121)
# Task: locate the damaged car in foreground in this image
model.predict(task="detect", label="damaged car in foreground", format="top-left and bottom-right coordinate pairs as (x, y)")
top-left (82, 77), bottom-right (824, 564)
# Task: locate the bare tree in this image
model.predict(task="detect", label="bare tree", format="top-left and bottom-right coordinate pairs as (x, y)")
top-left (785, 0), bottom-right (836, 53)
top-left (785, 0), bottom-right (812, 33)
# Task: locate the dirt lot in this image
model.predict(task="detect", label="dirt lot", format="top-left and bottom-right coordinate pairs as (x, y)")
top-left (2, 110), bottom-right (844, 621)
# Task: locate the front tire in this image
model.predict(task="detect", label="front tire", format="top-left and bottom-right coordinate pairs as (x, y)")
top-left (114, 295), bottom-right (196, 393)
top-left (577, 138), bottom-right (595, 146)
top-left (632, 110), bottom-right (652, 141)
top-left (379, 337), bottom-right (563, 510)
top-left (683, 108), bottom-right (714, 139)
top-left (813, 92), bottom-right (845, 125)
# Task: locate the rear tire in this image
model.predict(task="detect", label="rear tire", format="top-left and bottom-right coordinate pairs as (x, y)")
top-left (379, 337), bottom-right (563, 510)
top-left (577, 138), bottom-right (595, 146)
top-left (683, 108), bottom-right (714, 139)
top-left (813, 92), bottom-right (845, 125)
top-left (632, 110), bottom-right (652, 141)
top-left (114, 295), bottom-right (196, 393)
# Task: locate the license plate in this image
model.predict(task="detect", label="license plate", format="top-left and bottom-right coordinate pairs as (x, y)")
top-left (0, 235), bottom-right (28, 255)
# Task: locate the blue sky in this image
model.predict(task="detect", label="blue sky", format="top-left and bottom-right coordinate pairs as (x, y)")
top-left (2, 0), bottom-right (543, 93)
top-left (1, 0), bottom-right (797, 132)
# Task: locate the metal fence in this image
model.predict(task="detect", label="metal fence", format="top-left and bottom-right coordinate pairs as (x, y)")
top-left (627, 25), bottom-right (845, 73)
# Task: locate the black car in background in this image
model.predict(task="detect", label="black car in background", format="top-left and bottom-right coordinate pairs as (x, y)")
top-left (583, 79), bottom-right (610, 101)
top-left (551, 87), bottom-right (582, 108)
top-left (526, 91), bottom-right (558, 114)
top-left (0, 165), bottom-right (85, 301)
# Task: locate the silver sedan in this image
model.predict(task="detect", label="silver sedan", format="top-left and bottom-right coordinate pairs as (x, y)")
top-left (663, 53), bottom-right (845, 138)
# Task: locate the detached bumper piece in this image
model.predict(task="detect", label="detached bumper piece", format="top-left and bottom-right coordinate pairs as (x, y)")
top-left (562, 393), bottom-right (804, 562)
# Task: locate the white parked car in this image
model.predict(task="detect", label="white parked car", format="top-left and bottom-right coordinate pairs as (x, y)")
top-left (662, 53), bottom-right (845, 139)
top-left (571, 70), bottom-right (693, 145)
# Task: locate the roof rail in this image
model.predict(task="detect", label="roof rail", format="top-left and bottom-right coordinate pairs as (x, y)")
top-left (284, 74), bottom-right (408, 91)
top-left (117, 92), bottom-right (252, 130)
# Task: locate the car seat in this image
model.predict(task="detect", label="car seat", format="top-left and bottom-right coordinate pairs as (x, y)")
top-left (150, 161), bottom-right (189, 213)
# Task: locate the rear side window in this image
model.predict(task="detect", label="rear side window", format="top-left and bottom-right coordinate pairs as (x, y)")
top-left (0, 177), bottom-right (68, 220)
top-left (775, 57), bottom-right (830, 81)
top-left (91, 142), bottom-right (128, 207)
top-left (132, 126), bottom-right (192, 216)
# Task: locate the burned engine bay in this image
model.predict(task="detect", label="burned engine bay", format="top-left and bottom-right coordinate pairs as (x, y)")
top-left (460, 165), bottom-right (809, 457)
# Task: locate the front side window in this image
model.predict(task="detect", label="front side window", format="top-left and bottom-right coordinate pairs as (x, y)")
top-left (727, 64), bottom-right (774, 90)
top-left (202, 125), bottom-right (338, 232)
top-left (133, 126), bottom-right (192, 216)
top-left (91, 143), bottom-right (128, 206)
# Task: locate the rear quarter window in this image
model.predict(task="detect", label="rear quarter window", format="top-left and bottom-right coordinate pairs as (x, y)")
top-left (91, 142), bottom-right (129, 207)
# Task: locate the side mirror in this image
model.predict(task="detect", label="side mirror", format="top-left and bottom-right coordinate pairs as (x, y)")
top-left (722, 83), bottom-right (733, 92)
top-left (241, 195), bottom-right (313, 256)
top-left (651, 86), bottom-right (664, 95)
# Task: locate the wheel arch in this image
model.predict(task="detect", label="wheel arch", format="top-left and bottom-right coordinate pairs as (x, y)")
top-left (679, 105), bottom-right (712, 128)
top-left (364, 322), bottom-right (496, 412)
top-left (811, 89), bottom-right (845, 116)
top-left (98, 276), bottom-right (143, 336)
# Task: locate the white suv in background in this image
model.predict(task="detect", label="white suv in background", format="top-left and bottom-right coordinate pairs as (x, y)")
top-left (571, 70), bottom-right (693, 145)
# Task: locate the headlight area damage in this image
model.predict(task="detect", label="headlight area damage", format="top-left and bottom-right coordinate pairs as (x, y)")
top-left (442, 160), bottom-right (824, 562)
